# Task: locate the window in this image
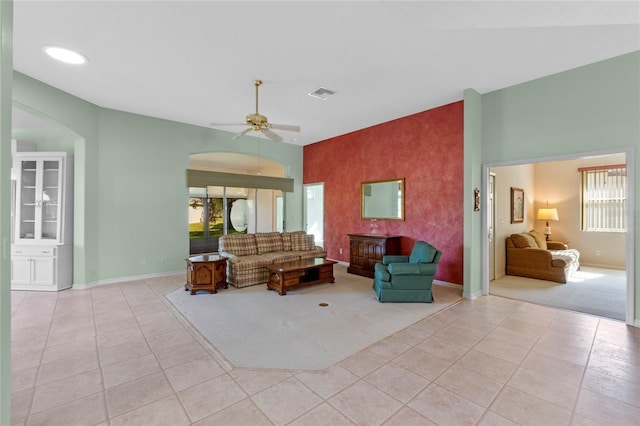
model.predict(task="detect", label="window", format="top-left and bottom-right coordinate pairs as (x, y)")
top-left (580, 164), bottom-right (627, 232)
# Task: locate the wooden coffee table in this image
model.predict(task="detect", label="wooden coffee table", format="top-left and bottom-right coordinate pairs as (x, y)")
top-left (266, 258), bottom-right (337, 295)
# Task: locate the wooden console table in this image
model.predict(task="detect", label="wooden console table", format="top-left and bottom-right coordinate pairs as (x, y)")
top-left (266, 258), bottom-right (337, 296)
top-left (347, 234), bottom-right (401, 278)
top-left (185, 254), bottom-right (228, 295)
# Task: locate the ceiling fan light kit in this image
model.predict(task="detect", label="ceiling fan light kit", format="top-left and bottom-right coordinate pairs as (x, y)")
top-left (213, 79), bottom-right (301, 142)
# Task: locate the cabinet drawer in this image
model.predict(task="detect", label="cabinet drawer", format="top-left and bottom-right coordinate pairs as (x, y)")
top-left (318, 266), bottom-right (333, 279)
top-left (283, 271), bottom-right (299, 280)
top-left (284, 278), bottom-right (299, 286)
top-left (11, 246), bottom-right (56, 257)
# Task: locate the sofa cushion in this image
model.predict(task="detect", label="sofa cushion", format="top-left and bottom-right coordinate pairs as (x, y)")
top-left (226, 254), bottom-right (271, 269)
top-left (255, 232), bottom-right (284, 254)
top-left (299, 248), bottom-right (328, 260)
top-left (282, 231), bottom-right (306, 251)
top-left (529, 230), bottom-right (547, 250)
top-left (222, 234), bottom-right (258, 256)
top-left (268, 253), bottom-right (302, 264)
top-left (291, 233), bottom-right (315, 251)
top-left (511, 233), bottom-right (537, 248)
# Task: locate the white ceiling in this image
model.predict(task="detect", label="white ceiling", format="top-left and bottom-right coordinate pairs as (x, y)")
top-left (12, 1), bottom-right (640, 146)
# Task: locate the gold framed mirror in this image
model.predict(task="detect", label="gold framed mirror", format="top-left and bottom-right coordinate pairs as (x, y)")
top-left (361, 178), bottom-right (405, 220)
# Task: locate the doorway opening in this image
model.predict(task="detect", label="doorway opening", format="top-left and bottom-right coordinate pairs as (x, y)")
top-left (483, 148), bottom-right (635, 324)
top-left (304, 183), bottom-right (324, 248)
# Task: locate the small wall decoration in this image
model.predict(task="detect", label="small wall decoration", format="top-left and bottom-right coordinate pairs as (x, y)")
top-left (511, 187), bottom-right (524, 223)
top-left (474, 188), bottom-right (480, 211)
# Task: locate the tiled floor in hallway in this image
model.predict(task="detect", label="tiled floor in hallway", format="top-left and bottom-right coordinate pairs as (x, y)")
top-left (9, 273), bottom-right (640, 425)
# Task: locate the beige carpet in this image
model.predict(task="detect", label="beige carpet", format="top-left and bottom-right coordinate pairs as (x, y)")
top-left (166, 263), bottom-right (462, 370)
top-left (490, 266), bottom-right (626, 321)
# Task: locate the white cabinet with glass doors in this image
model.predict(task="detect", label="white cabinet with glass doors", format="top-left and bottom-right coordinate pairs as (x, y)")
top-left (12, 152), bottom-right (73, 291)
top-left (14, 152), bottom-right (73, 244)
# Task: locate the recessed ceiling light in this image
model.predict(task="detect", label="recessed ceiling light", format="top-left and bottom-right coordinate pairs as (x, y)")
top-left (43, 46), bottom-right (88, 65)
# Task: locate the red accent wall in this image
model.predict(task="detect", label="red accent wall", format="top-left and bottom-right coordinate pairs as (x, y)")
top-left (304, 101), bottom-right (463, 285)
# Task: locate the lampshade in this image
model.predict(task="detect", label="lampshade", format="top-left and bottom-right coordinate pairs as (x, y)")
top-left (537, 208), bottom-right (559, 221)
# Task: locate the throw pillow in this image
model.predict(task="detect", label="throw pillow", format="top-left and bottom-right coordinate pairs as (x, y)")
top-left (282, 231), bottom-right (306, 251)
top-left (221, 234), bottom-right (258, 256)
top-left (511, 233), bottom-right (537, 248)
top-left (255, 232), bottom-right (284, 254)
top-left (291, 233), bottom-right (314, 251)
top-left (528, 229), bottom-right (547, 250)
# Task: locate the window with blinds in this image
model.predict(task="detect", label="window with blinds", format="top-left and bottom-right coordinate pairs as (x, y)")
top-left (579, 164), bottom-right (627, 232)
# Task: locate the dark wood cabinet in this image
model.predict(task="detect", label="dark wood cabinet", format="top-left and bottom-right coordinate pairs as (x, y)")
top-left (185, 254), bottom-right (228, 295)
top-left (347, 234), bottom-right (401, 278)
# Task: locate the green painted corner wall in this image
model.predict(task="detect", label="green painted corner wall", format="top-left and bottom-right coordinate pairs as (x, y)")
top-left (12, 73), bottom-right (304, 285)
top-left (463, 88), bottom-right (483, 299)
top-left (0, 2), bottom-right (12, 423)
top-left (468, 51), bottom-right (640, 323)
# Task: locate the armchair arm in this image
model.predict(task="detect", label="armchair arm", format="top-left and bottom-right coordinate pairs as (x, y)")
top-left (388, 262), bottom-right (438, 275)
top-left (506, 247), bottom-right (553, 269)
top-left (547, 241), bottom-right (569, 250)
top-left (383, 255), bottom-right (409, 265)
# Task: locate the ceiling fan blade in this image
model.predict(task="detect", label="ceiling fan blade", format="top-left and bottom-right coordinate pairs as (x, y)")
top-left (270, 123), bottom-right (301, 132)
top-left (211, 122), bottom-right (246, 127)
top-left (231, 127), bottom-right (253, 141)
top-left (263, 129), bottom-right (284, 142)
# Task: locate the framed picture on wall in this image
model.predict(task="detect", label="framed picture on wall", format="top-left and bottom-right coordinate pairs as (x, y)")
top-left (511, 187), bottom-right (524, 223)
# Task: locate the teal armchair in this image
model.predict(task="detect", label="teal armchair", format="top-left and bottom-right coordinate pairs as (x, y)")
top-left (373, 241), bottom-right (442, 302)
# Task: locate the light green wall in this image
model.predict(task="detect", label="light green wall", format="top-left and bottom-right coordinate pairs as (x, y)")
top-left (0, 2), bottom-right (12, 422)
top-left (466, 51), bottom-right (640, 323)
top-left (482, 52), bottom-right (639, 163)
top-left (463, 88), bottom-right (483, 299)
top-left (11, 127), bottom-right (76, 151)
top-left (12, 73), bottom-right (304, 284)
top-left (13, 72), bottom-right (99, 286)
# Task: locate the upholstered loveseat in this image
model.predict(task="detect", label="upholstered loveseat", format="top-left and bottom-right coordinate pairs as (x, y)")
top-left (218, 231), bottom-right (327, 288)
top-left (506, 230), bottom-right (580, 283)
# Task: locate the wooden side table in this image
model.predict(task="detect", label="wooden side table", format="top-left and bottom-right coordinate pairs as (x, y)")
top-left (185, 254), bottom-right (228, 295)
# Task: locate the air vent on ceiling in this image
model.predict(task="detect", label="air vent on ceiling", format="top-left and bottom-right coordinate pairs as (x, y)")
top-left (308, 87), bottom-right (336, 100)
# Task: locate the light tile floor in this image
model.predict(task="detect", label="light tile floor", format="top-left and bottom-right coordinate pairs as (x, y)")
top-left (10, 274), bottom-right (640, 425)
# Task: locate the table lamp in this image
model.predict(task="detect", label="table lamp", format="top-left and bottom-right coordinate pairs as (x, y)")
top-left (537, 204), bottom-right (559, 241)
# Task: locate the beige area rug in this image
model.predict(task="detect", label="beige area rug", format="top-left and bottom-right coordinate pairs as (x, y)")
top-left (490, 266), bottom-right (626, 321)
top-left (166, 263), bottom-right (462, 370)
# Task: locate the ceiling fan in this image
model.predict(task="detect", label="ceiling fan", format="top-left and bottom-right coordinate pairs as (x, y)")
top-left (212, 79), bottom-right (300, 142)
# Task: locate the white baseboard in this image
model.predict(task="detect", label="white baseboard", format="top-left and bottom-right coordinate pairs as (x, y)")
top-left (463, 288), bottom-right (484, 300)
top-left (72, 269), bottom-right (182, 290)
top-left (580, 262), bottom-right (626, 270)
top-left (434, 279), bottom-right (461, 289)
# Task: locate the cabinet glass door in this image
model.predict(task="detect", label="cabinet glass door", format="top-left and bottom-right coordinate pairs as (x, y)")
top-left (16, 157), bottom-right (63, 243)
top-left (41, 160), bottom-right (60, 241)
top-left (18, 160), bottom-right (37, 240)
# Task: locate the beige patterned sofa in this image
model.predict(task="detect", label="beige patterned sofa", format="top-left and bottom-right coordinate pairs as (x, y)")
top-left (218, 231), bottom-right (327, 288)
top-left (506, 230), bottom-right (580, 283)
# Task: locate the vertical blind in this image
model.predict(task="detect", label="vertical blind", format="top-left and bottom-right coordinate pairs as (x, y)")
top-left (579, 164), bottom-right (627, 232)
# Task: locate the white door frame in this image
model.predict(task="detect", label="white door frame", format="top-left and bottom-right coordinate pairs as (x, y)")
top-left (303, 182), bottom-right (324, 247)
